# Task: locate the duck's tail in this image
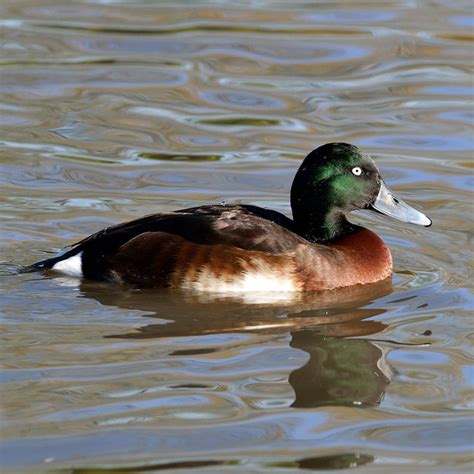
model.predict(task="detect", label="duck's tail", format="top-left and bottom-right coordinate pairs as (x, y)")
top-left (20, 256), bottom-right (62, 273)
top-left (20, 248), bottom-right (82, 275)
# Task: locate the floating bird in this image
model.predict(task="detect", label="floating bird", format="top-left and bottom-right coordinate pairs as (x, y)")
top-left (24, 143), bottom-right (431, 292)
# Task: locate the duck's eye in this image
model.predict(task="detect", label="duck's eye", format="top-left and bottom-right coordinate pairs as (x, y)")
top-left (351, 166), bottom-right (363, 176)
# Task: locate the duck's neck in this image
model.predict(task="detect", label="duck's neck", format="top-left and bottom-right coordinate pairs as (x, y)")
top-left (293, 206), bottom-right (358, 243)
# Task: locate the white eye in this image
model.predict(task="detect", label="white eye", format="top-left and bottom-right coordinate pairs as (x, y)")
top-left (352, 166), bottom-right (362, 176)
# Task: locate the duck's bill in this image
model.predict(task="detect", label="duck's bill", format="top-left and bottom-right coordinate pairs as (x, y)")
top-left (370, 181), bottom-right (431, 227)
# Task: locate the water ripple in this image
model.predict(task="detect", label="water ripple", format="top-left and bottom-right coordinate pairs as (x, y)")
top-left (1, 0), bottom-right (472, 472)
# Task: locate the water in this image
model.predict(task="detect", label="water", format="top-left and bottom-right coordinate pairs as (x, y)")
top-left (1, 0), bottom-right (473, 472)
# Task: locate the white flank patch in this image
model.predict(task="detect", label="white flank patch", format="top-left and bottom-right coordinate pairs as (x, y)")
top-left (239, 271), bottom-right (296, 293)
top-left (181, 267), bottom-right (298, 295)
top-left (51, 252), bottom-right (83, 277)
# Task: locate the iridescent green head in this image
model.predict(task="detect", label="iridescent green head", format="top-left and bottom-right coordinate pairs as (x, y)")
top-left (291, 143), bottom-right (431, 242)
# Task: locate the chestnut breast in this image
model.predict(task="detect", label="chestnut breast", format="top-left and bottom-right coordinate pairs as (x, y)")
top-left (296, 229), bottom-right (393, 291)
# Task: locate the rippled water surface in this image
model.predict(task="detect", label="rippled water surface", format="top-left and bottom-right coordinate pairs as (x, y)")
top-left (1, 0), bottom-right (473, 472)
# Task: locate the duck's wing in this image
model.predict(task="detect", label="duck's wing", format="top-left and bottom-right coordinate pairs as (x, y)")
top-left (24, 205), bottom-right (306, 281)
top-left (76, 204), bottom-right (301, 252)
top-left (177, 204), bottom-right (304, 252)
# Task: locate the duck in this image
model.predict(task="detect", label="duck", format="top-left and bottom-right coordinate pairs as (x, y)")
top-left (24, 143), bottom-right (431, 292)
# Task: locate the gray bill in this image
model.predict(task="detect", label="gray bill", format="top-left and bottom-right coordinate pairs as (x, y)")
top-left (371, 181), bottom-right (431, 227)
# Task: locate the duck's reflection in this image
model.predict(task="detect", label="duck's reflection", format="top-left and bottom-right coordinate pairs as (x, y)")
top-left (289, 332), bottom-right (390, 408)
top-left (79, 279), bottom-right (392, 409)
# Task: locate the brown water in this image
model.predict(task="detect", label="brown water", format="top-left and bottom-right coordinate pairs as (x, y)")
top-left (1, 1), bottom-right (473, 472)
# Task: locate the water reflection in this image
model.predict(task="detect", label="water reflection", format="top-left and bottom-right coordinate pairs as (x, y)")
top-left (69, 453), bottom-right (374, 473)
top-left (80, 280), bottom-right (392, 409)
top-left (294, 453), bottom-right (374, 470)
top-left (71, 453), bottom-right (375, 474)
top-left (79, 279), bottom-right (391, 337)
top-left (290, 333), bottom-right (390, 408)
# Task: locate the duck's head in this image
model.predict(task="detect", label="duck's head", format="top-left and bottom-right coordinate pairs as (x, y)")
top-left (291, 143), bottom-right (431, 242)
